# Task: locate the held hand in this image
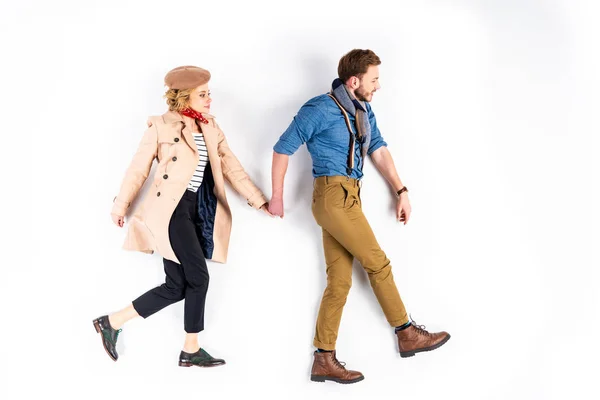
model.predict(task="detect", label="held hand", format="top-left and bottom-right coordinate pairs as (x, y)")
top-left (111, 213), bottom-right (125, 228)
top-left (260, 203), bottom-right (275, 217)
top-left (268, 197), bottom-right (284, 218)
top-left (396, 193), bottom-right (411, 225)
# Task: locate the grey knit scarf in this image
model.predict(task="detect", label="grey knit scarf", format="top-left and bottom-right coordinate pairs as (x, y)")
top-left (330, 78), bottom-right (371, 159)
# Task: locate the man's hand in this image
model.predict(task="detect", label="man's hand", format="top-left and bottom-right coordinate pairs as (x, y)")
top-left (396, 193), bottom-right (411, 225)
top-left (268, 197), bottom-right (284, 218)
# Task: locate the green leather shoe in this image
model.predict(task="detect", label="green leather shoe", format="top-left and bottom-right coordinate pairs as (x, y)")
top-left (178, 348), bottom-right (226, 367)
top-left (93, 315), bottom-right (121, 361)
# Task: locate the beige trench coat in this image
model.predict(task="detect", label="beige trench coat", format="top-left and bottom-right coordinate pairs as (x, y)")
top-left (111, 111), bottom-right (267, 264)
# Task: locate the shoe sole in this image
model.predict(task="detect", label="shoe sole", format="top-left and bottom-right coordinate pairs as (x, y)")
top-left (179, 361), bottom-right (226, 368)
top-left (400, 333), bottom-right (451, 358)
top-left (93, 319), bottom-right (117, 362)
top-left (310, 375), bottom-right (364, 384)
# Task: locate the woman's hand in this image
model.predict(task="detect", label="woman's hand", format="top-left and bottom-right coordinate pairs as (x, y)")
top-left (260, 203), bottom-right (275, 217)
top-left (111, 213), bottom-right (125, 227)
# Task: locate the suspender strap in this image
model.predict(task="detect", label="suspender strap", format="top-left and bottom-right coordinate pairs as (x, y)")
top-left (327, 93), bottom-right (357, 176)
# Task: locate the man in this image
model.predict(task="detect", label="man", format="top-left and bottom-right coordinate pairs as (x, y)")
top-left (269, 49), bottom-right (450, 384)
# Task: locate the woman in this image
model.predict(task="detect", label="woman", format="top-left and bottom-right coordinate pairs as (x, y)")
top-left (93, 65), bottom-right (272, 367)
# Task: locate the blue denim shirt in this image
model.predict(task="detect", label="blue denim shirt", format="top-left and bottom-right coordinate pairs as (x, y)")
top-left (273, 94), bottom-right (387, 179)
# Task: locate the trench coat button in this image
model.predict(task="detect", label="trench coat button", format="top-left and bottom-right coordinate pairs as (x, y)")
top-left (172, 156), bottom-right (177, 161)
top-left (174, 137), bottom-right (179, 142)
top-left (157, 192), bottom-right (161, 197)
top-left (163, 174), bottom-right (168, 179)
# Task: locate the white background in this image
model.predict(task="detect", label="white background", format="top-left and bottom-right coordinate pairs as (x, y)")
top-left (1, 0), bottom-right (598, 399)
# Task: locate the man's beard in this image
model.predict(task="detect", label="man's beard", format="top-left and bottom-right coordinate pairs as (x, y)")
top-left (355, 86), bottom-right (374, 102)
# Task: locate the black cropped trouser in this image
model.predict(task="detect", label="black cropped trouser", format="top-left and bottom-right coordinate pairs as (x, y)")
top-left (132, 189), bottom-right (209, 333)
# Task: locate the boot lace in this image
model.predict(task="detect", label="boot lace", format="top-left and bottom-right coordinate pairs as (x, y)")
top-left (333, 356), bottom-right (347, 370)
top-left (410, 315), bottom-right (432, 337)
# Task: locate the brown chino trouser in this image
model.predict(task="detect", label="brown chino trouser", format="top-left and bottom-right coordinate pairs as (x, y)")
top-left (312, 176), bottom-right (409, 350)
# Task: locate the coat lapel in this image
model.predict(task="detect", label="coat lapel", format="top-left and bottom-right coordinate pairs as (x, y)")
top-left (162, 110), bottom-right (212, 155)
top-left (161, 110), bottom-right (225, 196)
top-left (180, 118), bottom-right (197, 155)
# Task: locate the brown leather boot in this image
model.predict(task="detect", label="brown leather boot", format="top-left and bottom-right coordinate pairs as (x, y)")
top-left (310, 351), bottom-right (364, 384)
top-left (396, 321), bottom-right (451, 358)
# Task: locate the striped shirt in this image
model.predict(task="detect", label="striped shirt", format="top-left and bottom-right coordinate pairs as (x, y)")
top-left (186, 133), bottom-right (209, 192)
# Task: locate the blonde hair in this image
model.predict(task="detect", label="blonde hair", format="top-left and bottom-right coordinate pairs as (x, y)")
top-left (164, 88), bottom-right (194, 112)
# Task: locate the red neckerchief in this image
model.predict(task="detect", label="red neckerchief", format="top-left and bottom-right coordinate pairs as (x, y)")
top-left (180, 108), bottom-right (209, 124)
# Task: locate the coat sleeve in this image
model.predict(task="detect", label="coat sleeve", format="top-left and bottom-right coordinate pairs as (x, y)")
top-left (111, 120), bottom-right (158, 216)
top-left (216, 123), bottom-right (267, 209)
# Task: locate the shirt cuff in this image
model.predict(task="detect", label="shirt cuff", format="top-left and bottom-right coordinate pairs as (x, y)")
top-left (367, 141), bottom-right (387, 156)
top-left (273, 141), bottom-right (296, 155)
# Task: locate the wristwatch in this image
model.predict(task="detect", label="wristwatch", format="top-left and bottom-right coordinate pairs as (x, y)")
top-left (396, 186), bottom-right (408, 197)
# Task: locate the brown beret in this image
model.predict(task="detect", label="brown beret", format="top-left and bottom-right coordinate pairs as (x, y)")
top-left (164, 66), bottom-right (211, 90)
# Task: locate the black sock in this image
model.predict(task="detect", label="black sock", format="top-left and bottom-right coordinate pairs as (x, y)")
top-left (317, 348), bottom-right (333, 353)
top-left (395, 320), bottom-right (412, 333)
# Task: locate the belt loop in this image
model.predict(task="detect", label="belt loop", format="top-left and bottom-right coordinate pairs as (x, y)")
top-left (325, 176), bottom-right (329, 184)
